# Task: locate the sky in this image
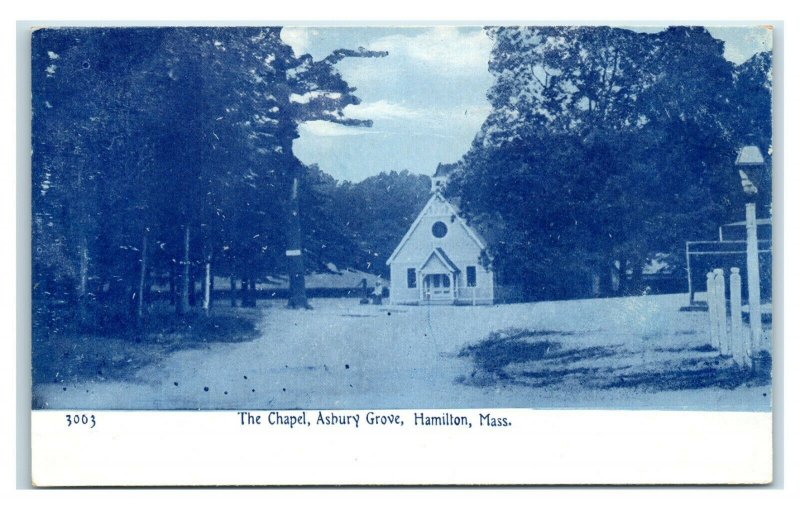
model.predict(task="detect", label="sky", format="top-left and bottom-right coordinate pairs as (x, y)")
top-left (283, 26), bottom-right (773, 183)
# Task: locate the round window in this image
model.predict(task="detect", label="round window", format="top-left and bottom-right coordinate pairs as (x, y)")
top-left (432, 221), bottom-right (448, 238)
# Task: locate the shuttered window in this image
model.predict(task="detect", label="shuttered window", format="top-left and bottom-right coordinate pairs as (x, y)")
top-left (466, 266), bottom-right (477, 287)
top-left (407, 268), bottom-right (417, 288)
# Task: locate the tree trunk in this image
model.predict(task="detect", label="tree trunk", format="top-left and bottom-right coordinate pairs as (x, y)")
top-left (230, 275), bottom-right (237, 307)
top-left (137, 232), bottom-right (148, 320)
top-left (630, 261), bottom-right (644, 295)
top-left (78, 238), bottom-right (89, 299)
top-left (202, 260), bottom-right (211, 315)
top-left (243, 278), bottom-right (251, 307)
top-left (242, 277), bottom-right (256, 308)
top-left (200, 264), bottom-right (206, 307)
top-left (598, 261), bottom-right (613, 298)
top-left (209, 266), bottom-right (215, 306)
top-left (591, 272), bottom-right (601, 298)
top-left (169, 263), bottom-right (176, 305)
top-left (76, 238), bottom-right (89, 328)
top-left (189, 262), bottom-right (197, 307)
top-left (250, 278), bottom-right (258, 307)
top-left (286, 175), bottom-right (311, 309)
top-left (77, 236), bottom-right (89, 324)
top-left (75, 164), bottom-right (90, 326)
top-left (177, 225), bottom-right (190, 314)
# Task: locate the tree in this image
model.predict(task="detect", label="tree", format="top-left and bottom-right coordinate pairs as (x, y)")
top-left (266, 36), bottom-right (387, 308)
top-left (451, 26), bottom-right (763, 300)
top-left (344, 170), bottom-right (432, 276)
top-left (730, 51), bottom-right (773, 215)
top-left (32, 28), bottom-right (167, 327)
top-left (32, 27), bottom-right (388, 331)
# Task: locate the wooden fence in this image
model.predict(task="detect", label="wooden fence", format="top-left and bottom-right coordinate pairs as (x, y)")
top-left (705, 267), bottom-right (766, 368)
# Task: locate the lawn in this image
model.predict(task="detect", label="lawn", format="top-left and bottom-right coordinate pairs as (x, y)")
top-left (32, 305), bottom-right (261, 406)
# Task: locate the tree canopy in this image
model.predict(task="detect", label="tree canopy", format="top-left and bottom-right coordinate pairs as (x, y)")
top-left (32, 27), bottom-right (387, 325)
top-left (449, 26), bottom-right (772, 300)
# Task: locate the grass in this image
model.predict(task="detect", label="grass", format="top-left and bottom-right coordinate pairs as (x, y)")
top-left (457, 327), bottom-right (771, 391)
top-left (32, 304), bottom-right (260, 386)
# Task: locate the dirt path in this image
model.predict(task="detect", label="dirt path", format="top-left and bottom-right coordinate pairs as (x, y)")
top-left (33, 295), bottom-right (771, 411)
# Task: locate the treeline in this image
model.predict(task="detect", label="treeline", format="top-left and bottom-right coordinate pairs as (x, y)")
top-left (449, 26), bottom-right (772, 301)
top-left (32, 27), bottom-right (387, 329)
top-left (282, 165), bottom-right (430, 279)
top-left (313, 169), bottom-right (432, 276)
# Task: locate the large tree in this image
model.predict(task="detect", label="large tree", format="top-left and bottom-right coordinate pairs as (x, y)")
top-left (450, 26), bottom-right (769, 300)
top-left (267, 38), bottom-right (387, 308)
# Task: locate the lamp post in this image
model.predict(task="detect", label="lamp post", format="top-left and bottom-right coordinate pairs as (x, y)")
top-left (735, 145), bottom-right (765, 351)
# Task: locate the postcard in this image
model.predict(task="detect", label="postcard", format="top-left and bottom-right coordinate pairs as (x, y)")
top-left (29, 24), bottom-right (774, 486)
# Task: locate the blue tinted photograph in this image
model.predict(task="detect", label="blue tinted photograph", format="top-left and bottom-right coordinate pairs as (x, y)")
top-left (31, 25), bottom-right (773, 411)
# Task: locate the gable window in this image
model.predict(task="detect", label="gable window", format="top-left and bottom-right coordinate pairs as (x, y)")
top-left (407, 268), bottom-right (417, 288)
top-left (466, 266), bottom-right (477, 287)
top-left (432, 221), bottom-right (448, 238)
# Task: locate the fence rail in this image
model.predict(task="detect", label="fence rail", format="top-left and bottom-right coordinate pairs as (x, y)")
top-left (686, 240), bottom-right (772, 305)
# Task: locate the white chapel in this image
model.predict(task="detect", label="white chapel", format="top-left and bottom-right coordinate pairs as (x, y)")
top-left (386, 165), bottom-right (495, 305)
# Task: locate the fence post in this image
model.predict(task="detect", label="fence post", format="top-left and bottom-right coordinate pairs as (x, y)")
top-left (707, 271), bottom-right (719, 349)
top-left (713, 269), bottom-right (730, 355)
top-left (729, 267), bottom-right (749, 367)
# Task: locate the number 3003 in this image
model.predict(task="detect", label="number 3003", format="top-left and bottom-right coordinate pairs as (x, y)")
top-left (66, 414), bottom-right (96, 428)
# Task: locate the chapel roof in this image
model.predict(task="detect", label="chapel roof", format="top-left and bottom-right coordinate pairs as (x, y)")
top-left (386, 192), bottom-right (488, 265)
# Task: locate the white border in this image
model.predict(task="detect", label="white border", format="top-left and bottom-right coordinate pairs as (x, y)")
top-left (32, 409), bottom-right (772, 486)
top-left (5, 0), bottom-right (795, 505)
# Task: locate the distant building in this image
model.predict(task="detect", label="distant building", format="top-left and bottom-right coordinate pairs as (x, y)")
top-left (386, 165), bottom-right (495, 305)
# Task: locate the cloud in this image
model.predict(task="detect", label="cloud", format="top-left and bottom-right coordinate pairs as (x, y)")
top-left (706, 26), bottom-right (773, 64)
top-left (303, 101), bottom-right (490, 133)
top-left (311, 101), bottom-right (489, 130)
top-left (282, 26), bottom-right (491, 75)
top-left (299, 102), bottom-right (490, 141)
top-left (344, 100), bottom-right (421, 120)
top-left (368, 26), bottom-right (492, 76)
top-left (299, 120), bottom-right (381, 137)
top-left (281, 27), bottom-right (316, 57)
top-left (291, 28), bottom-right (494, 180)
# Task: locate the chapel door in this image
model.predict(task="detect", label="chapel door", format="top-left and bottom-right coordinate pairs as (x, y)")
top-left (423, 274), bottom-right (452, 300)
